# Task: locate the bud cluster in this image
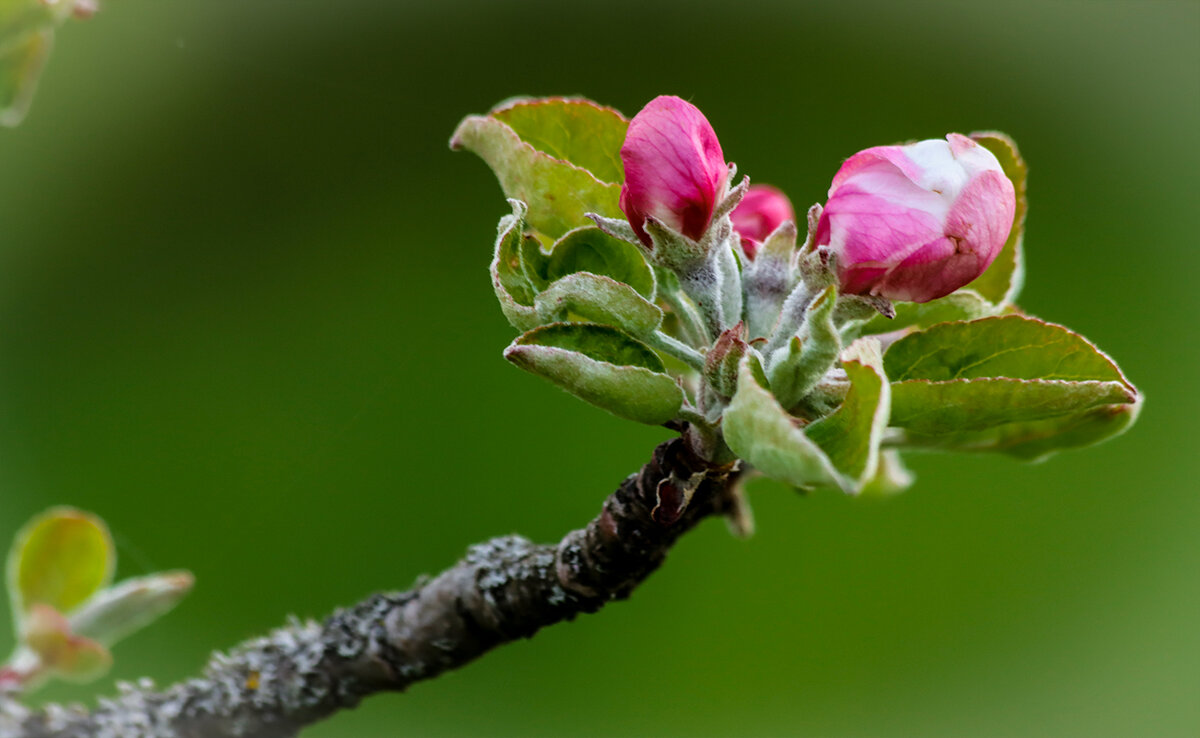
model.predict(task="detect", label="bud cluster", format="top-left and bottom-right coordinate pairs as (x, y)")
top-left (455, 94), bottom-right (1137, 497)
top-left (615, 95), bottom-right (1015, 309)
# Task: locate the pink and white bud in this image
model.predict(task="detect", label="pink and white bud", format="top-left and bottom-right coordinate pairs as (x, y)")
top-left (620, 95), bottom-right (729, 247)
top-left (815, 134), bottom-right (1015, 303)
top-left (730, 184), bottom-right (795, 260)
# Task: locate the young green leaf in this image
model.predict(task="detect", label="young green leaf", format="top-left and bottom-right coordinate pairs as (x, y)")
top-left (490, 97), bottom-right (628, 184)
top-left (504, 323), bottom-right (683, 425)
top-left (723, 357), bottom-right (845, 491)
top-left (890, 378), bottom-right (1134, 434)
top-left (535, 272), bottom-right (663, 337)
top-left (490, 200), bottom-right (541, 331)
top-left (892, 394), bottom-right (1142, 461)
top-left (7, 507), bottom-right (114, 630)
top-left (858, 450), bottom-right (916, 496)
top-left (767, 285), bottom-right (840, 409)
top-left (452, 98), bottom-right (626, 239)
top-left (69, 570), bottom-right (194, 647)
top-left (885, 315), bottom-right (1138, 444)
top-left (884, 315), bottom-right (1132, 385)
top-left (545, 226), bottom-right (656, 300)
top-left (963, 132), bottom-right (1027, 305)
top-left (805, 339), bottom-right (891, 486)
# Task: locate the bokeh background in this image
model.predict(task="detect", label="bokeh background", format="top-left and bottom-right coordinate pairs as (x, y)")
top-left (0, 1), bottom-right (1196, 735)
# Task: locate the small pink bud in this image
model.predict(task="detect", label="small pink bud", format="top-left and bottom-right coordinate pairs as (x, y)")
top-left (815, 134), bottom-right (1016, 303)
top-left (620, 96), bottom-right (729, 247)
top-left (730, 184), bottom-right (795, 260)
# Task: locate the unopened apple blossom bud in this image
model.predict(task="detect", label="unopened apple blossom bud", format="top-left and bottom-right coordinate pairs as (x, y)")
top-left (815, 134), bottom-right (1015, 303)
top-left (730, 184), bottom-right (795, 260)
top-left (620, 95), bottom-right (729, 247)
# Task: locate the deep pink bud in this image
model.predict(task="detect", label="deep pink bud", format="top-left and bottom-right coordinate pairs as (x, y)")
top-left (815, 134), bottom-right (1016, 303)
top-left (730, 184), bottom-right (795, 260)
top-left (619, 96), bottom-right (729, 247)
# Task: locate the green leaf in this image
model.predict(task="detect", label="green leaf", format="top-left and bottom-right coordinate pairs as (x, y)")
top-left (504, 323), bottom-right (683, 425)
top-left (859, 450), bottom-right (916, 496)
top-left (0, 28), bottom-right (50, 127)
top-left (884, 315), bottom-right (1131, 385)
top-left (490, 97), bottom-right (628, 184)
top-left (857, 289), bottom-right (996, 337)
top-left (963, 132), bottom-right (1027, 304)
top-left (890, 378), bottom-right (1134, 434)
top-left (767, 285), bottom-right (840, 409)
top-left (535, 272), bottom-right (662, 337)
top-left (893, 394), bottom-right (1142, 461)
top-left (805, 339), bottom-right (891, 485)
top-left (744, 221), bottom-right (800, 340)
top-left (489, 200), bottom-right (540, 331)
top-left (69, 570), bottom-right (194, 647)
top-left (451, 100), bottom-right (625, 239)
top-left (545, 226), bottom-right (655, 300)
top-left (7, 508), bottom-right (115, 629)
top-left (884, 314), bottom-right (1139, 443)
top-left (723, 357), bottom-right (845, 491)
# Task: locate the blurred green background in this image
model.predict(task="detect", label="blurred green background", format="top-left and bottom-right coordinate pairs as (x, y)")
top-left (0, 0), bottom-right (1196, 735)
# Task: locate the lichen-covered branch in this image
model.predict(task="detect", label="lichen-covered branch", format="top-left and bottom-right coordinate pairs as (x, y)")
top-left (0, 438), bottom-right (738, 738)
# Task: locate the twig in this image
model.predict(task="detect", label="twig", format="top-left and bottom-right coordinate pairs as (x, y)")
top-left (1, 438), bottom-right (738, 738)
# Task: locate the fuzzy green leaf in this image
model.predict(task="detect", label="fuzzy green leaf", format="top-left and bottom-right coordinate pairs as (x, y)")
top-left (504, 323), bottom-right (683, 425)
top-left (963, 132), bottom-right (1027, 304)
top-left (7, 508), bottom-right (115, 630)
top-left (545, 226), bottom-right (656, 299)
top-left (451, 99), bottom-right (625, 239)
top-left (884, 315), bottom-right (1131, 385)
top-left (535, 272), bottom-right (662, 336)
top-left (767, 285), bottom-right (840, 409)
top-left (69, 571), bottom-right (194, 647)
top-left (724, 357), bottom-right (845, 491)
top-left (859, 450), bottom-right (916, 496)
top-left (805, 339), bottom-right (891, 485)
top-left (489, 200), bottom-right (540, 330)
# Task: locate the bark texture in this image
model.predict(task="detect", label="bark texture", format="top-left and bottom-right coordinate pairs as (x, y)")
top-left (0, 438), bottom-right (738, 738)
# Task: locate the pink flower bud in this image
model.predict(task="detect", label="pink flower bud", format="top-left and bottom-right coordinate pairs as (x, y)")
top-left (620, 96), bottom-right (729, 247)
top-left (730, 184), bottom-right (795, 260)
top-left (815, 134), bottom-right (1015, 303)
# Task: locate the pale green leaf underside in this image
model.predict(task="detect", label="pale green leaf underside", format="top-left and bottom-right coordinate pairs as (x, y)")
top-left (894, 394), bottom-right (1141, 461)
top-left (535, 272), bottom-right (662, 337)
top-left (890, 378), bottom-right (1134, 434)
top-left (504, 323), bottom-right (682, 425)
